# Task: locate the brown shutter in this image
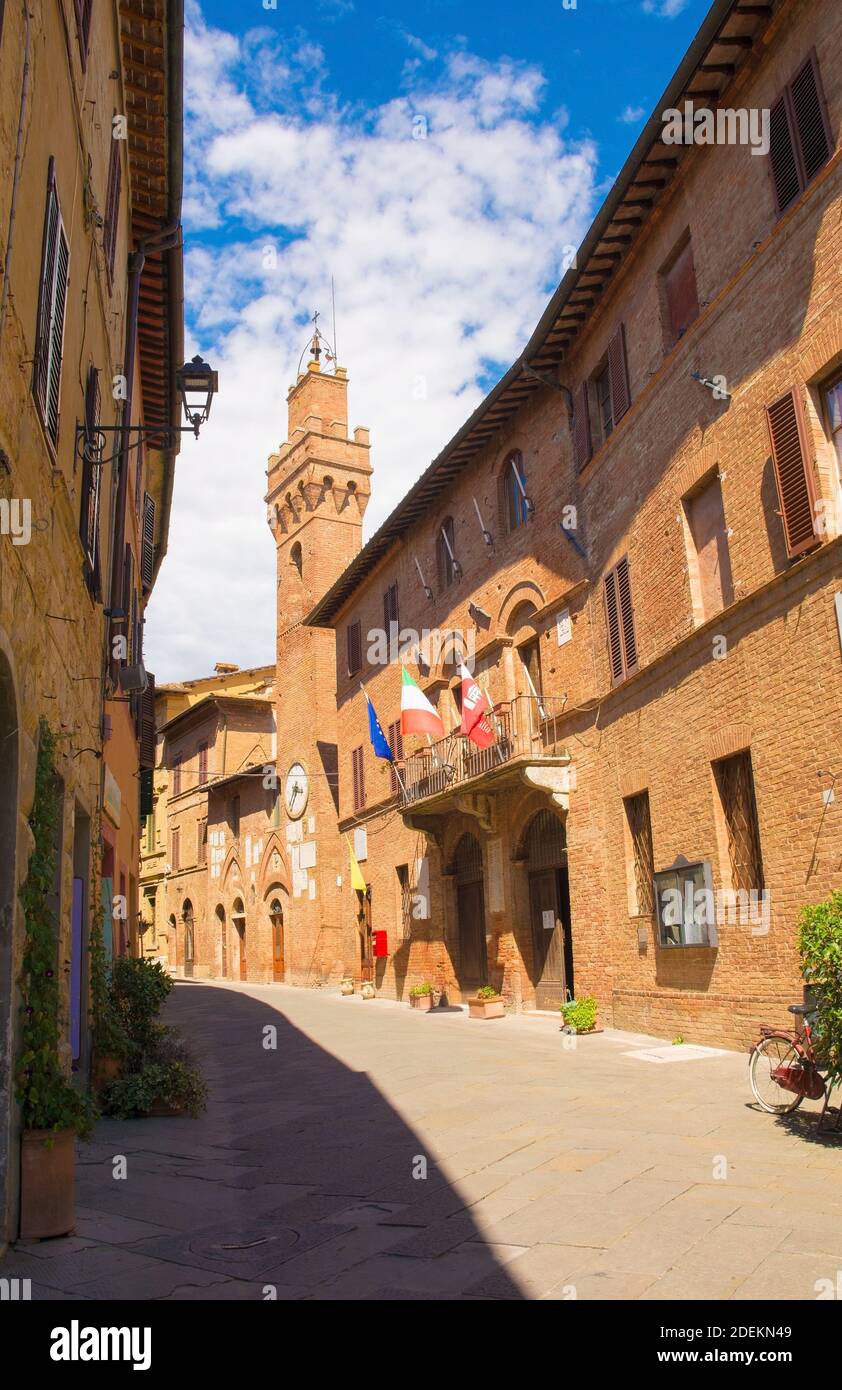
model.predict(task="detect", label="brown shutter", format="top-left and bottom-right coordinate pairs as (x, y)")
top-left (139, 673), bottom-right (156, 770)
top-left (103, 133), bottom-right (122, 284)
top-left (790, 55), bottom-right (831, 184)
top-left (616, 556), bottom-right (638, 675)
top-left (34, 164), bottom-right (59, 418)
top-left (769, 94), bottom-right (801, 213)
top-left (604, 557), bottom-right (637, 683)
top-left (766, 388), bottom-right (819, 559)
top-left (608, 323), bottom-right (631, 423)
top-left (604, 568), bottom-right (624, 684)
top-left (45, 222), bottom-right (69, 445)
top-left (141, 492), bottom-right (155, 591)
top-left (572, 382), bottom-right (592, 471)
top-left (80, 366), bottom-right (102, 583)
top-left (347, 619), bottom-right (361, 675)
top-left (74, 0), bottom-right (94, 68)
top-left (383, 582), bottom-right (399, 631)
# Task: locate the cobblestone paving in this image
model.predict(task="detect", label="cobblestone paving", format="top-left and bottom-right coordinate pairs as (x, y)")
top-left (6, 981), bottom-right (842, 1300)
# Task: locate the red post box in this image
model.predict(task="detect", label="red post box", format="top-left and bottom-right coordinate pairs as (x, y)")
top-left (373, 929), bottom-right (388, 958)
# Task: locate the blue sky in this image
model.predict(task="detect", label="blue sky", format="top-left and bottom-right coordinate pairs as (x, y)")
top-left (147, 0), bottom-right (712, 680)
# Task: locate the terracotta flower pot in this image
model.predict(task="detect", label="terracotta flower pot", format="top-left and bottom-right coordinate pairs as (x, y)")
top-left (340, 977), bottom-right (355, 996)
top-left (410, 994), bottom-right (433, 1011)
top-left (20, 1129), bottom-right (76, 1239)
top-left (360, 981), bottom-right (375, 1000)
top-left (468, 996), bottom-right (505, 1020)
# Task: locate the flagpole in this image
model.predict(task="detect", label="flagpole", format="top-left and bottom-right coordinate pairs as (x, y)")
top-left (362, 681), bottom-right (408, 797)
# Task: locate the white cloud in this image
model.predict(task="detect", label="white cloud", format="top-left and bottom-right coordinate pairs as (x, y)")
top-left (619, 104), bottom-right (646, 124)
top-left (642, 0), bottom-right (689, 16)
top-left (146, 4), bottom-right (598, 681)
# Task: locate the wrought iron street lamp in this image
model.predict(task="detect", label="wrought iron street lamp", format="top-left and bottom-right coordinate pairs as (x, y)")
top-left (175, 355), bottom-right (219, 437)
top-left (75, 355), bottom-right (219, 468)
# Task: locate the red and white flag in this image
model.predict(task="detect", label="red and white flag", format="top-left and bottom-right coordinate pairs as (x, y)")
top-left (459, 664), bottom-right (495, 749)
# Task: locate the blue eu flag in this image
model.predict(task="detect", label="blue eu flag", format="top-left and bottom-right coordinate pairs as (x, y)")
top-left (366, 693), bottom-right (394, 761)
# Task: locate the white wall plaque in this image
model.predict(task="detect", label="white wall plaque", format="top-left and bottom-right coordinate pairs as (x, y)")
top-left (556, 609), bottom-right (572, 646)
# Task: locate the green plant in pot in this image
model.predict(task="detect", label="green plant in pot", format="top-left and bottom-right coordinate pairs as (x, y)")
top-left (560, 995), bottom-right (598, 1034)
top-left (89, 901), bottom-right (127, 1091)
top-left (16, 722), bottom-right (97, 1239)
top-left (103, 1026), bottom-right (207, 1119)
top-left (798, 887), bottom-right (842, 1085)
top-left (408, 982), bottom-right (435, 1010)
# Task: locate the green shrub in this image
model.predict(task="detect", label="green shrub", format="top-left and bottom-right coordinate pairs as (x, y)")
top-left (409, 982), bottom-right (434, 998)
top-left (15, 722), bottom-right (97, 1138)
top-left (560, 995), bottom-right (598, 1033)
top-left (102, 1026), bottom-right (206, 1119)
top-left (798, 888), bottom-right (842, 1083)
top-left (110, 956), bottom-right (173, 1060)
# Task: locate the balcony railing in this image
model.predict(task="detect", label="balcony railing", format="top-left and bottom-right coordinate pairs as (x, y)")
top-left (400, 695), bottom-right (568, 806)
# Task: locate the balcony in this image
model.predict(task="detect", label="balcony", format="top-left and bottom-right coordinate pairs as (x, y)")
top-left (399, 695), bottom-right (572, 813)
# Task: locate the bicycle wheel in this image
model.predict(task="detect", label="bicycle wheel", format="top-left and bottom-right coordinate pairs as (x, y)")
top-left (749, 1035), bottom-right (805, 1114)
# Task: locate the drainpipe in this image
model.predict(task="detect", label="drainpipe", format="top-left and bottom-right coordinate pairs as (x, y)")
top-left (0, 2), bottom-right (32, 354)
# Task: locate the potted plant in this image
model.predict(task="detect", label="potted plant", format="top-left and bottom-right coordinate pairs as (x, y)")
top-left (340, 975), bottom-right (355, 996)
top-left (468, 985), bottom-right (506, 1020)
top-left (16, 723), bottom-right (97, 1239)
top-left (560, 994), bottom-right (599, 1035)
top-left (103, 1028), bottom-right (207, 1119)
top-left (360, 980), bottom-right (376, 1000)
top-left (89, 905), bottom-right (126, 1092)
top-left (799, 887), bottom-right (842, 1086)
top-left (409, 982), bottom-right (435, 1011)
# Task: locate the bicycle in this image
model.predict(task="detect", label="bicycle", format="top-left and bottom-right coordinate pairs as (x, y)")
top-left (748, 1003), bottom-right (841, 1129)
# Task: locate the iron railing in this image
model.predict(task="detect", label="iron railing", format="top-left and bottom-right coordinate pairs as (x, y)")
top-left (400, 695), bottom-right (567, 806)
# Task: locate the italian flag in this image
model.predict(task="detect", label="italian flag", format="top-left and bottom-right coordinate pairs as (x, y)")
top-left (400, 666), bottom-right (444, 737)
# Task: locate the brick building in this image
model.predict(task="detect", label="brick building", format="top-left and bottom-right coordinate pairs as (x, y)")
top-left (0, 0), bottom-right (184, 1247)
top-left (270, 0), bottom-right (842, 1049)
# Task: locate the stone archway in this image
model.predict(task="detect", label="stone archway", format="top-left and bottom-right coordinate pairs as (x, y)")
top-left (0, 643), bottom-right (20, 1246)
top-left (453, 832), bottom-right (487, 992)
top-left (267, 889), bottom-right (287, 983)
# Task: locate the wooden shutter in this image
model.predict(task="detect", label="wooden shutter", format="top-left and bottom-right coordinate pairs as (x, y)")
top-left (103, 133), bottom-right (122, 284)
top-left (347, 619), bottom-right (361, 676)
top-left (139, 672), bottom-right (156, 770)
top-left (33, 162), bottom-right (69, 447)
top-left (766, 388), bottom-right (819, 559)
top-left (769, 94), bottom-right (801, 213)
top-left (388, 720), bottom-right (403, 795)
top-left (604, 556), bottom-right (637, 684)
top-left (141, 493), bottom-right (155, 591)
top-left (80, 366), bottom-right (102, 585)
top-left (198, 742), bottom-right (208, 785)
top-left (74, 0), bottom-right (94, 69)
top-left (714, 751), bottom-right (764, 893)
top-left (664, 240), bottom-right (699, 344)
top-left (790, 55), bottom-right (831, 185)
top-left (572, 382), bottom-right (592, 471)
top-left (383, 581), bottom-right (399, 631)
top-left (352, 746), bottom-right (365, 810)
top-left (607, 324), bottom-right (631, 424)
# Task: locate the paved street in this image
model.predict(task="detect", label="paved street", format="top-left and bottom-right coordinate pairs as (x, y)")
top-left (8, 981), bottom-right (842, 1301)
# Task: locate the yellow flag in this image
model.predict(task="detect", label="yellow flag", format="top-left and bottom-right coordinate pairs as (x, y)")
top-left (346, 835), bottom-right (367, 892)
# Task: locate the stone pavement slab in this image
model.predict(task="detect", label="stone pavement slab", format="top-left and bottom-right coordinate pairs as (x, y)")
top-left (6, 979), bottom-right (840, 1301)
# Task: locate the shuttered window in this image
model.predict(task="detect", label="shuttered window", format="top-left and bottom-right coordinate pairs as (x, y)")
top-left (197, 818), bottom-right (208, 865)
top-left (662, 237), bottom-right (700, 347)
top-left (198, 741), bottom-right (208, 785)
top-left (79, 366), bottom-right (102, 591)
top-left (714, 751), bottom-right (764, 893)
top-left (766, 388), bottom-right (819, 559)
top-left (387, 719), bottom-right (403, 795)
top-left (103, 132), bottom-right (122, 287)
top-left (383, 580), bottom-right (399, 632)
top-left (141, 492), bottom-right (155, 592)
top-left (33, 161), bottom-right (70, 449)
top-left (572, 381), bottom-right (592, 471)
top-left (139, 673), bottom-right (156, 771)
top-left (625, 791), bottom-right (654, 916)
top-left (347, 619), bottom-right (362, 676)
top-left (73, 0), bottom-right (94, 70)
top-left (604, 556), bottom-right (638, 684)
top-left (436, 516), bottom-right (458, 586)
top-left (607, 323), bottom-right (631, 424)
top-left (352, 745), bottom-right (366, 811)
top-left (501, 451), bottom-right (529, 530)
top-left (769, 54), bottom-right (832, 215)
top-left (172, 755), bottom-right (182, 797)
top-left (171, 826), bottom-right (180, 872)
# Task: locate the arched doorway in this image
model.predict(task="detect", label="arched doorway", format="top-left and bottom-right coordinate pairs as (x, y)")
top-left (168, 914), bottom-right (177, 971)
top-left (216, 904), bottom-right (228, 979)
top-left (269, 896), bottom-right (285, 982)
top-left (0, 647), bottom-right (19, 1243)
top-left (523, 809), bottom-right (572, 1010)
top-left (454, 833), bottom-right (487, 992)
top-left (182, 900), bottom-right (195, 979)
top-left (232, 897), bottom-right (246, 980)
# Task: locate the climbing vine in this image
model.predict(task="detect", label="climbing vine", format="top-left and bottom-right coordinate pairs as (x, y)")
top-left (15, 720), bottom-right (96, 1137)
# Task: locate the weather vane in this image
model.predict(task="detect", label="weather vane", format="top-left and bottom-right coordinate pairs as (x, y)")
top-left (297, 309), bottom-right (337, 377)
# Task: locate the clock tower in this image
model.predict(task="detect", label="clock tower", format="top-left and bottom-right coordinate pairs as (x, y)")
top-left (265, 337), bottom-right (372, 985)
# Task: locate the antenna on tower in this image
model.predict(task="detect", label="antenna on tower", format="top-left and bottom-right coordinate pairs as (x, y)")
top-left (331, 275), bottom-right (338, 367)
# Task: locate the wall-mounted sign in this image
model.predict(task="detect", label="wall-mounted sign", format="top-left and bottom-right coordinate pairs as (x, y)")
top-left (556, 609), bottom-right (572, 646)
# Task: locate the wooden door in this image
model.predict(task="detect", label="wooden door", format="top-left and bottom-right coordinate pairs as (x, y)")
top-left (237, 922), bottom-right (246, 980)
top-left (183, 905), bottom-right (194, 979)
top-left (456, 879), bottom-right (488, 989)
top-left (271, 905), bottom-right (284, 982)
top-left (530, 869), bottom-right (570, 1010)
top-left (219, 914), bottom-right (227, 978)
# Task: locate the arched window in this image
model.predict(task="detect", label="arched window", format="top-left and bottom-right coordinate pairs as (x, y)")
top-left (501, 450), bottom-right (530, 531)
top-left (290, 541), bottom-right (303, 576)
top-left (436, 517), bottom-right (459, 588)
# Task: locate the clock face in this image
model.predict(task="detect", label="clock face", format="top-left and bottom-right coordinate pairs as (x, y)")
top-left (285, 762), bottom-right (309, 819)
